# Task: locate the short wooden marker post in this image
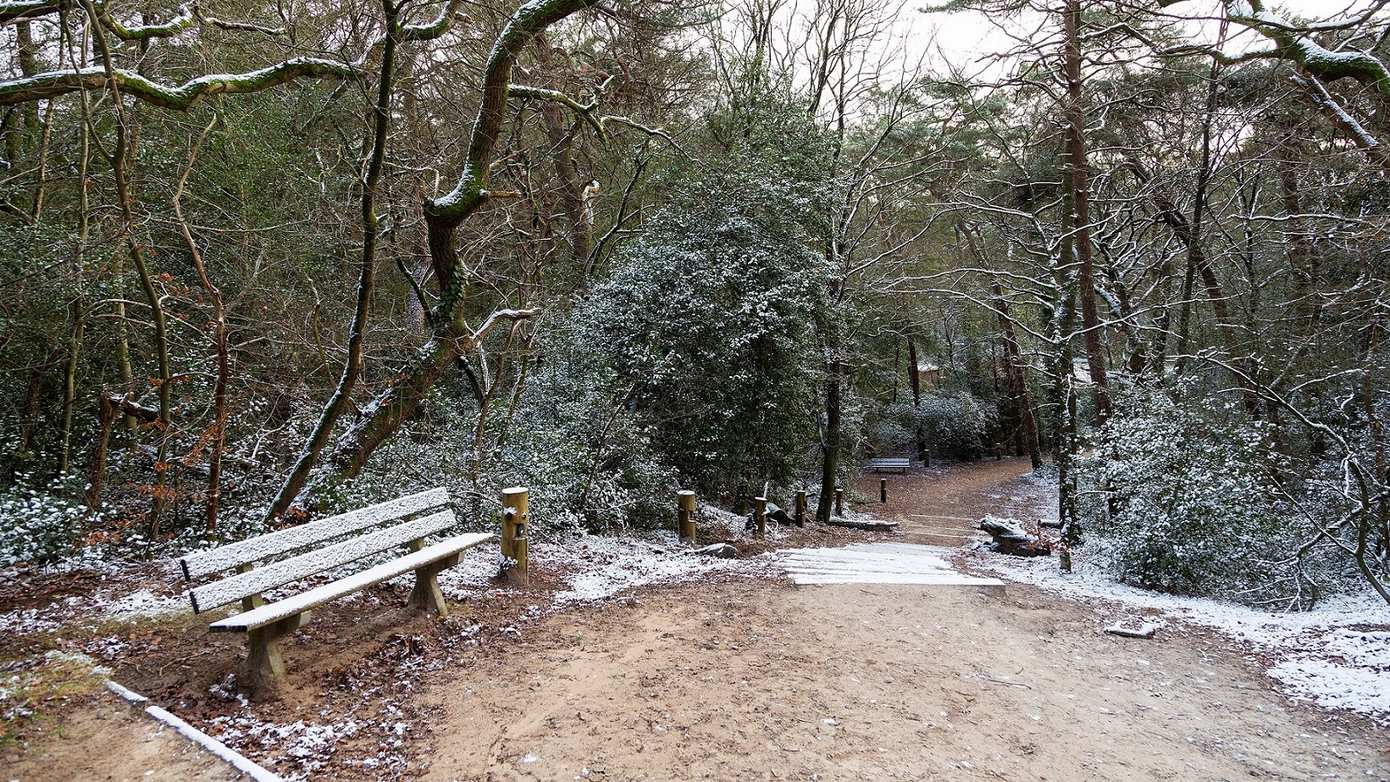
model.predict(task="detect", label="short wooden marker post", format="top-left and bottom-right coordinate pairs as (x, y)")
top-left (834, 487), bottom-right (845, 517)
top-left (753, 496), bottom-right (768, 539)
top-left (794, 490), bottom-right (807, 526)
top-left (501, 486), bottom-right (529, 585)
top-left (880, 478), bottom-right (887, 503)
top-left (677, 490), bottom-right (696, 543)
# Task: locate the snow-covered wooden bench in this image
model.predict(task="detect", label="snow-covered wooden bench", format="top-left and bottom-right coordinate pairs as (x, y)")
top-left (864, 457), bottom-right (911, 473)
top-left (177, 487), bottom-right (493, 696)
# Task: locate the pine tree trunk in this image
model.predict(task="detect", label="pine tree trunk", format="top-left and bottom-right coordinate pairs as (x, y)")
top-left (1063, 0), bottom-right (1110, 422)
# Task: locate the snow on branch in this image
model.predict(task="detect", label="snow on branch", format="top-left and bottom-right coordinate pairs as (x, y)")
top-left (509, 83), bottom-right (605, 136)
top-left (1291, 70), bottom-right (1390, 172)
top-left (0, 57), bottom-right (361, 109)
top-left (400, 0), bottom-right (467, 40)
top-left (1160, 0), bottom-right (1390, 95)
top-left (95, 3), bottom-right (195, 39)
top-left (0, 0), bottom-right (61, 23)
top-left (3, 0), bottom-right (283, 36)
top-left (508, 79), bottom-right (683, 153)
top-left (426, 0), bottom-right (605, 224)
top-left (459, 307), bottom-right (540, 349)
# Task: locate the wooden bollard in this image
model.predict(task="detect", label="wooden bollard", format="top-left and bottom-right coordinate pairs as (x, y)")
top-left (501, 486), bottom-right (529, 585)
top-left (753, 496), bottom-right (767, 539)
top-left (834, 487), bottom-right (844, 517)
top-left (677, 490), bottom-right (696, 543)
top-left (880, 478), bottom-right (887, 503)
top-left (794, 490), bottom-right (807, 526)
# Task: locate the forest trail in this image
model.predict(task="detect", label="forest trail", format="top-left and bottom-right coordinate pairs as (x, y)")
top-left (850, 456), bottom-right (1049, 547)
top-left (421, 583), bottom-right (1388, 782)
top-left (420, 462), bottom-right (1389, 782)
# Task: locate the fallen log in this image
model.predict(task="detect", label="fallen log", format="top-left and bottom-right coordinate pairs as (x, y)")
top-left (826, 517), bottom-right (899, 532)
top-left (978, 515), bottom-right (1050, 556)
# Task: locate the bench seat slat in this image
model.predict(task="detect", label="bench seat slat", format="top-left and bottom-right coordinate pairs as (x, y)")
top-left (209, 533), bottom-right (495, 633)
top-left (190, 510), bottom-right (457, 614)
top-left (865, 457), bottom-right (911, 471)
top-left (179, 487), bottom-right (450, 580)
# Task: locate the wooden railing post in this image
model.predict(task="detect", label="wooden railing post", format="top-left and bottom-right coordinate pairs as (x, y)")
top-left (501, 486), bottom-right (529, 585)
top-left (794, 490), bottom-right (807, 526)
top-left (834, 487), bottom-right (844, 517)
top-left (753, 496), bottom-right (767, 539)
top-left (880, 478), bottom-right (887, 503)
top-left (677, 490), bottom-right (696, 543)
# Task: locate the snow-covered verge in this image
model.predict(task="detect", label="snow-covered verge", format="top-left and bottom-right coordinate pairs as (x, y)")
top-left (0, 514), bottom-right (779, 635)
top-left (0, 574), bottom-right (189, 637)
top-left (432, 513), bottom-right (778, 607)
top-left (968, 548), bottom-right (1390, 725)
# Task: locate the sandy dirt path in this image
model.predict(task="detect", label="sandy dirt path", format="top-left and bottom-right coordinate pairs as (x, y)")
top-left (420, 459), bottom-right (1388, 781)
top-left (421, 580), bottom-right (1387, 781)
top-left (850, 457), bottom-right (1048, 546)
top-left (4, 696), bottom-right (240, 781)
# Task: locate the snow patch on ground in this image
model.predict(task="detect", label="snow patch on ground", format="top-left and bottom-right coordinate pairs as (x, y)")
top-left (542, 532), bottom-right (772, 605)
top-left (780, 543), bottom-right (1005, 586)
top-left (103, 588), bottom-right (186, 620)
top-left (970, 548), bottom-right (1390, 724)
top-left (210, 712), bottom-right (361, 779)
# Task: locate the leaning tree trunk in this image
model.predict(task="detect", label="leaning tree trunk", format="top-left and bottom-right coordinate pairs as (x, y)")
top-left (295, 0), bottom-right (602, 508)
top-left (265, 4), bottom-right (401, 521)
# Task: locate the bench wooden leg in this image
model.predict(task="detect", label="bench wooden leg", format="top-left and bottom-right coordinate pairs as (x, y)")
top-left (408, 553), bottom-right (459, 618)
top-left (240, 612), bottom-right (309, 698)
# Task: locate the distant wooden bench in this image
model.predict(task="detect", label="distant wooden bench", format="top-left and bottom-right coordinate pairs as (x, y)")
top-left (176, 487), bottom-right (494, 696)
top-left (864, 457), bottom-right (911, 473)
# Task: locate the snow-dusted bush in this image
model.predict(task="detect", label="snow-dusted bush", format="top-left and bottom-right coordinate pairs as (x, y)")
top-left (573, 155), bottom-right (833, 499)
top-left (917, 392), bottom-right (997, 459)
top-left (1080, 389), bottom-right (1345, 605)
top-left (866, 400), bottom-right (918, 455)
top-left (0, 475), bottom-right (99, 567)
top-left (498, 333), bottom-right (679, 534)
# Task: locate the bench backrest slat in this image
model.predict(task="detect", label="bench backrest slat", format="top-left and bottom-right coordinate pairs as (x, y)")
top-left (188, 509), bottom-right (457, 613)
top-left (179, 487), bottom-right (450, 580)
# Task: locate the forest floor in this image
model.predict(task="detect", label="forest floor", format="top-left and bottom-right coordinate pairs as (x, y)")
top-left (2, 458), bottom-right (1388, 781)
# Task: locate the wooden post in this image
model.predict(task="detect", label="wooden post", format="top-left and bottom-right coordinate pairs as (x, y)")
top-left (794, 490), bottom-right (807, 526)
top-left (880, 478), bottom-right (887, 503)
top-left (834, 487), bottom-right (844, 517)
top-left (753, 496), bottom-right (767, 539)
top-left (501, 486), bottom-right (529, 585)
top-left (677, 490), bottom-right (696, 543)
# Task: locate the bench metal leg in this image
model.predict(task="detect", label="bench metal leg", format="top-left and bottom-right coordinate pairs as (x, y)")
top-left (408, 553), bottom-right (459, 618)
top-left (240, 612), bottom-right (309, 698)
